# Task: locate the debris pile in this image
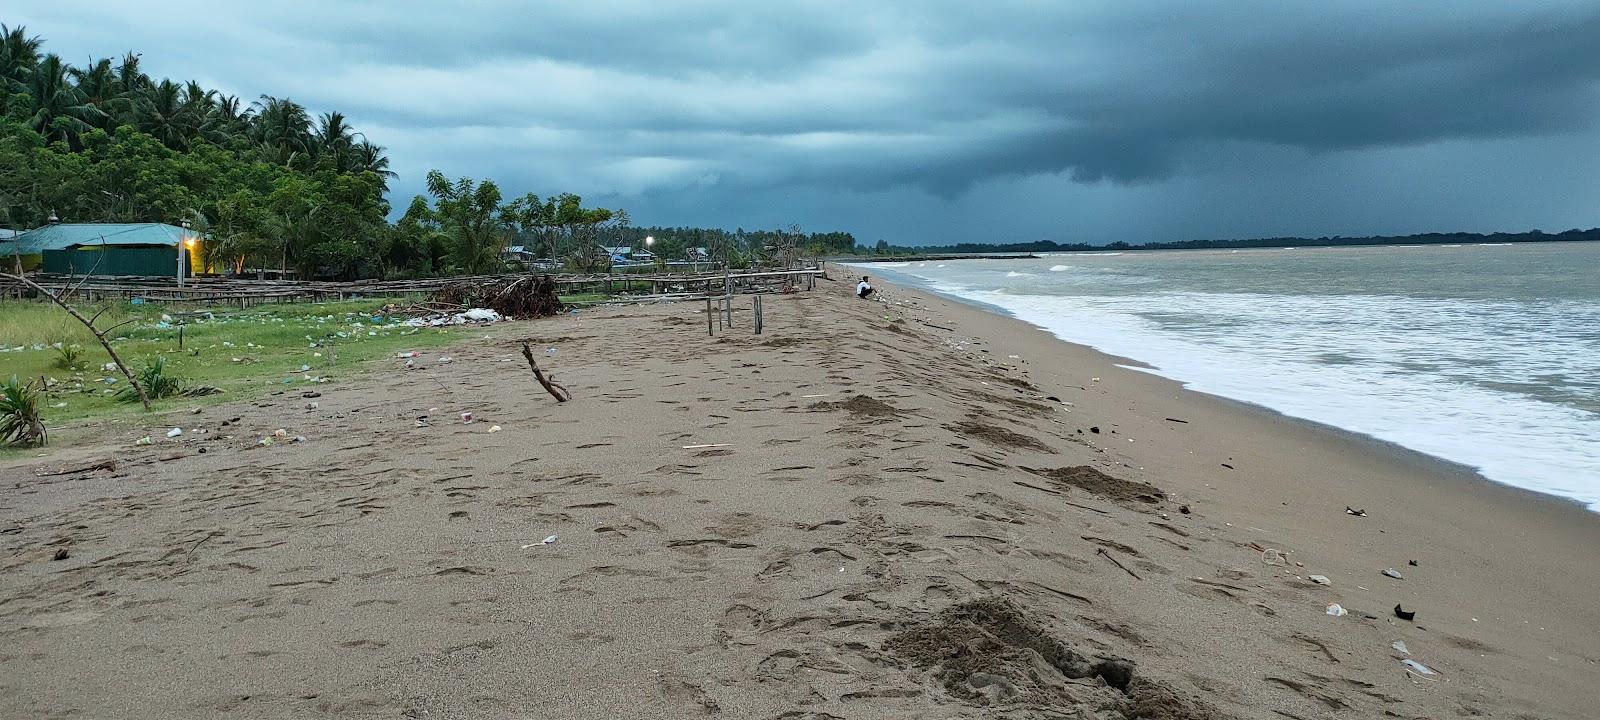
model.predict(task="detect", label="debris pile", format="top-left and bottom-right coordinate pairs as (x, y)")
top-left (430, 275), bottom-right (564, 319)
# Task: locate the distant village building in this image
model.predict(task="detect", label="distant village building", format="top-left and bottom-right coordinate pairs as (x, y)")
top-left (0, 222), bottom-right (202, 276)
top-left (603, 246), bottom-right (655, 263)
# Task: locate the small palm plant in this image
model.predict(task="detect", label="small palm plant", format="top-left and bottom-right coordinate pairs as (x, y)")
top-left (117, 357), bottom-right (183, 402)
top-left (0, 375), bottom-right (47, 447)
top-left (52, 343), bottom-right (86, 371)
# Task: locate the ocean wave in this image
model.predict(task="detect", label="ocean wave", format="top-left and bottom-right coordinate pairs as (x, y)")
top-left (1049, 265), bottom-right (1071, 272)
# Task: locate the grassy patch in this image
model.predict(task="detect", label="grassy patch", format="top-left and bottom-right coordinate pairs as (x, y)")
top-left (0, 297), bottom-right (474, 428)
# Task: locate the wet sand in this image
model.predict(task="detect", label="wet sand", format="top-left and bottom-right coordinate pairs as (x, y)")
top-left (2, 272), bottom-right (1596, 719)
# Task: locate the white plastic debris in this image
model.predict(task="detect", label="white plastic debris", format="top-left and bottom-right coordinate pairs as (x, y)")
top-left (461, 412), bottom-right (474, 424)
top-left (521, 535), bottom-right (559, 549)
top-left (438, 356), bottom-right (453, 364)
top-left (1402, 659), bottom-right (1438, 676)
top-left (1261, 549), bottom-right (1284, 565)
top-left (396, 351), bottom-right (419, 358)
top-left (1391, 640), bottom-right (1410, 655)
top-left (488, 425), bottom-right (501, 433)
top-left (456, 308), bottom-right (501, 323)
top-left (135, 435), bottom-right (153, 446)
top-left (1325, 603), bottom-right (1348, 617)
top-left (1382, 568), bottom-right (1404, 579)
top-left (166, 428), bottom-right (183, 438)
top-left (1309, 575), bottom-right (1331, 585)
top-left (273, 429), bottom-right (288, 438)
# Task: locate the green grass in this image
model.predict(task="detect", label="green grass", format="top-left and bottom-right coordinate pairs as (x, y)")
top-left (0, 297), bottom-right (475, 428)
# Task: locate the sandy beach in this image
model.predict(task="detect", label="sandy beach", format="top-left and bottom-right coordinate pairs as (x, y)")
top-left (3, 271), bottom-right (1596, 719)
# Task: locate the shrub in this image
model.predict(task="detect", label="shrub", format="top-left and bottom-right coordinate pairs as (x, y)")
top-left (117, 357), bottom-right (184, 403)
top-left (51, 343), bottom-right (86, 371)
top-left (0, 375), bottom-right (47, 447)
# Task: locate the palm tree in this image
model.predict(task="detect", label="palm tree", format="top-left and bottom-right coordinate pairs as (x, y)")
top-left (313, 110), bottom-right (356, 170)
top-left (214, 94), bottom-right (252, 136)
top-left (179, 80), bottom-right (224, 145)
top-left (135, 79), bottom-right (191, 149)
top-left (67, 57), bottom-right (121, 129)
top-left (27, 54), bottom-right (107, 150)
top-left (0, 24), bottom-right (41, 96)
top-left (251, 95), bottom-right (311, 165)
top-left (351, 139), bottom-right (397, 191)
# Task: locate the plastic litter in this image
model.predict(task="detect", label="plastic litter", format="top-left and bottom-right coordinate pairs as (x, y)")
top-left (166, 428), bottom-right (183, 438)
top-left (488, 425), bottom-right (501, 433)
top-left (1394, 604), bottom-right (1417, 621)
top-left (1325, 603), bottom-right (1348, 617)
top-left (1309, 575), bottom-right (1331, 585)
top-left (1261, 548), bottom-right (1284, 565)
top-left (1382, 568), bottom-right (1404, 579)
top-left (135, 436), bottom-right (153, 445)
top-left (273, 429), bottom-right (288, 439)
top-left (461, 412), bottom-right (474, 424)
top-left (1402, 659), bottom-right (1438, 676)
top-left (521, 535), bottom-right (558, 549)
top-left (1345, 506), bottom-right (1367, 517)
top-left (396, 351), bottom-right (419, 358)
top-left (1391, 640), bottom-right (1409, 655)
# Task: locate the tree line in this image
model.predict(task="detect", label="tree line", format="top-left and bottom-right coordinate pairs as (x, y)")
top-left (0, 25), bottom-right (853, 279)
top-left (861, 228), bottom-right (1600, 256)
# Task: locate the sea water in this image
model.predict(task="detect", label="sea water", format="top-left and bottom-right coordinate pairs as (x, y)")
top-left (856, 242), bottom-right (1600, 511)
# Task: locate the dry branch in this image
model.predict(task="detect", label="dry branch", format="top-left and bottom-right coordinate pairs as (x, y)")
top-left (520, 341), bottom-right (570, 402)
top-left (1, 272), bottom-right (150, 410)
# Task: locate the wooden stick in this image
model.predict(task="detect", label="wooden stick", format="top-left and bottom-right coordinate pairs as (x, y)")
top-left (1096, 547), bottom-right (1141, 580)
top-left (519, 341), bottom-right (570, 402)
top-left (1, 272), bottom-right (150, 410)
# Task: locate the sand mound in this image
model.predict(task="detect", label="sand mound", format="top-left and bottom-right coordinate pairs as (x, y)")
top-left (810, 395), bottom-right (902, 417)
top-left (1025, 466), bottom-right (1166, 507)
top-left (947, 419), bottom-right (1053, 452)
top-left (885, 598), bottom-right (1211, 718)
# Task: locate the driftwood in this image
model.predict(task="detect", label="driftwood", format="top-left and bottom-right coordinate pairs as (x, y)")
top-left (519, 341), bottom-right (570, 402)
top-left (1096, 547), bottom-right (1142, 580)
top-left (35, 458), bottom-right (117, 476)
top-left (1, 272), bottom-right (150, 410)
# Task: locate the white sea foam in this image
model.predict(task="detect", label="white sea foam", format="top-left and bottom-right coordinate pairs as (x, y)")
top-left (949, 288), bottom-right (1600, 510)
top-left (1049, 265), bottom-right (1071, 272)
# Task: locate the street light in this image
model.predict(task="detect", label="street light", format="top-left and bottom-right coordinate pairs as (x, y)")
top-left (178, 218), bottom-right (191, 288)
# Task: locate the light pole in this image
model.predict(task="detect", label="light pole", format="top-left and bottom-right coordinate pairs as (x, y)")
top-left (178, 218), bottom-right (191, 288)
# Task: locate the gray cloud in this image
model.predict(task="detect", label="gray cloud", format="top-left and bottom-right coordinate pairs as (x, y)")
top-left (11, 1), bottom-right (1600, 243)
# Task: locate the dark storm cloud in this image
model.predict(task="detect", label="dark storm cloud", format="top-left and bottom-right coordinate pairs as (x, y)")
top-left (10, 1), bottom-right (1600, 242)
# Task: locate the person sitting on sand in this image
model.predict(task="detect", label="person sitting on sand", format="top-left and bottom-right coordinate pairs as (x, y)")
top-left (856, 276), bottom-right (874, 299)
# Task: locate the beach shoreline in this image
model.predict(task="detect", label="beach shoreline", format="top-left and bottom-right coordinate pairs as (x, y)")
top-left (3, 276), bottom-right (1596, 718)
top-left (854, 265), bottom-right (1597, 515)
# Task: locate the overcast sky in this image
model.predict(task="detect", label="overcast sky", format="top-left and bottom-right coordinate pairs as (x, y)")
top-left (12, 1), bottom-right (1600, 244)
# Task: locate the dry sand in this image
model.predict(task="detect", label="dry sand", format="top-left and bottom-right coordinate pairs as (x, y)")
top-left (2, 271), bottom-right (1597, 719)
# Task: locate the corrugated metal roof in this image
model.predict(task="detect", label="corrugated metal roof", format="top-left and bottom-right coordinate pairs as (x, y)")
top-left (8, 223), bottom-right (189, 254)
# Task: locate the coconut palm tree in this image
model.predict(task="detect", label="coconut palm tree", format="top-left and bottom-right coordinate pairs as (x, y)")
top-left (251, 95), bottom-right (312, 165)
top-left (135, 79), bottom-right (192, 150)
top-left (351, 139), bottom-right (397, 191)
top-left (313, 111), bottom-right (359, 171)
top-left (27, 54), bottom-right (107, 150)
top-left (0, 24), bottom-right (41, 96)
top-left (68, 57), bottom-right (122, 129)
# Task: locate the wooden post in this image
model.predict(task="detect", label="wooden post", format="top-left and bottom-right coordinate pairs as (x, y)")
top-left (706, 297), bottom-right (714, 336)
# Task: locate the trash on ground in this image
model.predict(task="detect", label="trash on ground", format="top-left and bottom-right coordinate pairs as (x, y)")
top-left (438, 356), bottom-right (453, 364)
top-left (521, 534), bottom-right (559, 549)
top-left (273, 429), bottom-right (288, 439)
top-left (1408, 559), bottom-right (1418, 566)
top-left (682, 443), bottom-right (730, 449)
top-left (396, 351), bottom-right (420, 358)
top-left (1309, 575), bottom-right (1331, 585)
top-left (1391, 640), bottom-right (1409, 655)
top-left (1402, 659), bottom-right (1439, 676)
top-left (166, 428), bottom-right (183, 438)
top-left (1394, 604), bottom-right (1417, 621)
top-left (461, 412), bottom-right (474, 424)
top-left (1383, 568), bottom-right (1404, 579)
top-left (1261, 548), bottom-right (1284, 565)
top-left (488, 425), bottom-right (501, 433)
top-left (1325, 603), bottom-right (1348, 617)
top-left (1345, 506), bottom-right (1367, 517)
top-left (135, 436), bottom-right (153, 446)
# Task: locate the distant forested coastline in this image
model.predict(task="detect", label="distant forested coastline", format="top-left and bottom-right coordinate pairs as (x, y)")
top-left (864, 228), bottom-right (1600, 256)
